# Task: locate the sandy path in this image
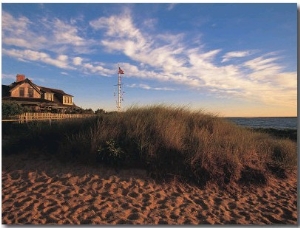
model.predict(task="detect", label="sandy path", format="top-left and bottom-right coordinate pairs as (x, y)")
top-left (2, 152), bottom-right (297, 225)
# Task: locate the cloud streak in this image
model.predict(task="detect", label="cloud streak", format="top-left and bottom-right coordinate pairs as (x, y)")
top-left (2, 48), bottom-right (75, 70)
top-left (221, 51), bottom-right (252, 62)
top-left (89, 10), bottom-right (296, 108)
top-left (127, 83), bottom-right (176, 91)
top-left (2, 9), bottom-right (296, 109)
top-left (2, 11), bottom-right (95, 54)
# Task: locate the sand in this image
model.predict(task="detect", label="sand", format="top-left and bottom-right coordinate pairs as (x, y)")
top-left (2, 152), bottom-right (297, 225)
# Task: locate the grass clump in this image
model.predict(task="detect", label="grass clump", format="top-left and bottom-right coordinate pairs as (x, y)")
top-left (3, 105), bottom-right (297, 188)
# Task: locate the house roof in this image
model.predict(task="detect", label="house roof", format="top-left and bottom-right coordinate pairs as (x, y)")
top-left (9, 78), bottom-right (42, 95)
top-left (39, 86), bottom-right (73, 97)
top-left (2, 77), bottom-right (75, 108)
top-left (2, 85), bottom-right (10, 97)
top-left (7, 78), bottom-right (73, 97)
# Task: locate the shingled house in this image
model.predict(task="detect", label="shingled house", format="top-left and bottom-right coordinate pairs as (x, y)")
top-left (2, 74), bottom-right (80, 113)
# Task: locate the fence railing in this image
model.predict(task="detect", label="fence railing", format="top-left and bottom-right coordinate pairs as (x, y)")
top-left (2, 112), bottom-right (95, 123)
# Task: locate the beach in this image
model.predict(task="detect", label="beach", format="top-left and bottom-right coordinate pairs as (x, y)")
top-left (2, 151), bottom-right (297, 225)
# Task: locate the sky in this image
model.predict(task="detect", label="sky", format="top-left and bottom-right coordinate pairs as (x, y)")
top-left (1, 3), bottom-right (297, 117)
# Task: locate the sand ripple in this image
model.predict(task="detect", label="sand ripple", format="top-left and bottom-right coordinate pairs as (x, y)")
top-left (2, 152), bottom-right (297, 224)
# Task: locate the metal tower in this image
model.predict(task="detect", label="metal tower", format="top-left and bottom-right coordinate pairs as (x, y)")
top-left (115, 66), bottom-right (124, 112)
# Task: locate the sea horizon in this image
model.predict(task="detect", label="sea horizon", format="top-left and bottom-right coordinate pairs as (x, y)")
top-left (225, 116), bottom-right (297, 118)
top-left (225, 117), bottom-right (297, 130)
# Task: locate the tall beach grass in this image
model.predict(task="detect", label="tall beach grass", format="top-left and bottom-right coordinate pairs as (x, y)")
top-left (3, 105), bottom-right (297, 188)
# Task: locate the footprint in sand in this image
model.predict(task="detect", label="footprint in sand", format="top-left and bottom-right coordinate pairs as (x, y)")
top-left (194, 199), bottom-right (209, 210)
top-left (158, 219), bottom-right (168, 224)
top-left (128, 192), bottom-right (139, 198)
top-left (127, 213), bottom-right (140, 221)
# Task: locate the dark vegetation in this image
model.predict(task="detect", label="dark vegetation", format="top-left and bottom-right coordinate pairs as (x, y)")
top-left (251, 128), bottom-right (297, 142)
top-left (2, 101), bottom-right (105, 116)
top-left (2, 102), bottom-right (30, 118)
top-left (2, 105), bottom-right (297, 188)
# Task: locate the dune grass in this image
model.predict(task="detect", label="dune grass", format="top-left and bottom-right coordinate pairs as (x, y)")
top-left (2, 105), bottom-right (297, 188)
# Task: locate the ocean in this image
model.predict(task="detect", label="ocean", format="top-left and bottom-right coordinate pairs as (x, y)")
top-left (225, 117), bottom-right (297, 130)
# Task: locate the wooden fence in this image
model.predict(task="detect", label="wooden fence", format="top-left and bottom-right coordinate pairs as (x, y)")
top-left (2, 112), bottom-right (95, 123)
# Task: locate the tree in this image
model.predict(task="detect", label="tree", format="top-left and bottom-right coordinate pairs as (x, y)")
top-left (83, 108), bottom-right (94, 114)
top-left (2, 102), bottom-right (26, 118)
top-left (95, 108), bottom-right (106, 115)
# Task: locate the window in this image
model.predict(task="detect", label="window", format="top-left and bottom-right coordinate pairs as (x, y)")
top-left (28, 88), bottom-right (34, 98)
top-left (19, 87), bottom-right (24, 97)
top-left (45, 93), bottom-right (51, 101)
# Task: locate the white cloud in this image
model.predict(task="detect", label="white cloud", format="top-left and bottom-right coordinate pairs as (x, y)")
top-left (90, 11), bottom-right (296, 108)
top-left (58, 55), bottom-right (68, 62)
top-left (52, 18), bottom-right (86, 46)
top-left (73, 57), bottom-right (83, 66)
top-left (2, 11), bottom-right (95, 54)
top-left (222, 51), bottom-right (252, 62)
top-left (143, 18), bottom-right (157, 30)
top-left (244, 55), bottom-right (281, 72)
top-left (90, 11), bottom-right (141, 41)
top-left (167, 3), bottom-right (177, 11)
top-left (2, 11), bottom-right (47, 50)
top-left (127, 83), bottom-right (176, 91)
top-left (2, 73), bottom-right (17, 80)
top-left (82, 62), bottom-right (114, 76)
top-left (274, 72), bottom-right (297, 90)
top-left (3, 38), bottom-right (34, 49)
top-left (2, 48), bottom-right (74, 70)
top-left (90, 13), bottom-right (185, 73)
top-left (244, 55), bottom-right (284, 82)
top-left (2, 11), bottom-right (30, 35)
top-left (2, 9), bottom-right (296, 109)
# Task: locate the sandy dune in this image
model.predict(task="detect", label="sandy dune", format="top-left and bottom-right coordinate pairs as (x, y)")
top-left (2, 152), bottom-right (297, 225)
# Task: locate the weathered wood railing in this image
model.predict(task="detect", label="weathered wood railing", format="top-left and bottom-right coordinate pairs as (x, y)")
top-left (3, 112), bottom-right (95, 123)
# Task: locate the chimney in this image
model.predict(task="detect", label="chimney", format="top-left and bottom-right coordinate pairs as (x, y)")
top-left (16, 74), bottom-right (25, 82)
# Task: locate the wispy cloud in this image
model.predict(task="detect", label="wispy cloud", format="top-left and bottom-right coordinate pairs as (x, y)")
top-left (2, 48), bottom-right (75, 70)
top-left (90, 11), bottom-right (186, 72)
top-left (81, 62), bottom-right (114, 76)
top-left (127, 83), bottom-right (176, 91)
top-left (2, 9), bottom-right (296, 109)
top-left (167, 3), bottom-right (177, 11)
top-left (90, 10), bottom-right (296, 107)
top-left (2, 73), bottom-right (17, 80)
top-left (221, 51), bottom-right (253, 62)
top-left (244, 54), bottom-right (283, 80)
top-left (2, 47), bottom-right (115, 77)
top-left (2, 11), bottom-right (95, 54)
top-left (73, 57), bottom-right (83, 66)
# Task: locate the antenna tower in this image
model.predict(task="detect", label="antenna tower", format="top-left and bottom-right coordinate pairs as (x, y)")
top-left (115, 65), bottom-right (124, 112)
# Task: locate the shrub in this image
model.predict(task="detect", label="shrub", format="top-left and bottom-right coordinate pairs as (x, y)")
top-left (3, 105), bottom-right (297, 188)
top-left (2, 102), bottom-right (28, 118)
top-left (97, 140), bottom-right (125, 167)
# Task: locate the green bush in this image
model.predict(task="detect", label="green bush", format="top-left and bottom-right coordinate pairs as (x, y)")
top-left (97, 140), bottom-right (125, 167)
top-left (2, 102), bottom-right (27, 118)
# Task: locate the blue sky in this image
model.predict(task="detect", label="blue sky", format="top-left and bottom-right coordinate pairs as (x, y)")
top-left (1, 3), bottom-right (297, 116)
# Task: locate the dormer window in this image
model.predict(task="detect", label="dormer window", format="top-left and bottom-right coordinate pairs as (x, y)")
top-left (44, 93), bottom-right (53, 101)
top-left (19, 87), bottom-right (24, 97)
top-left (28, 88), bottom-right (34, 98)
